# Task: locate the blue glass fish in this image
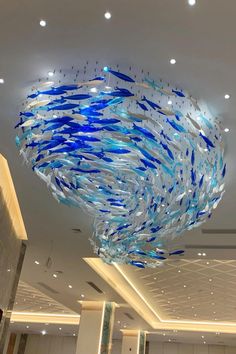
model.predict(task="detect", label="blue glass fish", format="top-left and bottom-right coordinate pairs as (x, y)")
top-left (104, 67), bottom-right (135, 83)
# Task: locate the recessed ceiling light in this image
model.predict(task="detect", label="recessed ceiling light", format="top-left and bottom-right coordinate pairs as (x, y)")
top-left (183, 285), bottom-right (187, 288)
top-left (104, 11), bottom-right (112, 20)
top-left (153, 277), bottom-right (157, 280)
top-left (59, 328), bottom-right (62, 331)
top-left (53, 114), bottom-right (58, 118)
top-left (168, 339), bottom-right (171, 342)
top-left (163, 333), bottom-right (166, 336)
top-left (198, 252), bottom-right (202, 256)
top-left (68, 285), bottom-right (72, 289)
top-left (73, 333), bottom-right (76, 336)
top-left (168, 100), bottom-right (173, 105)
top-left (90, 87), bottom-right (98, 93)
top-left (224, 94), bottom-right (230, 100)
top-left (48, 71), bottom-right (54, 77)
top-left (188, 0), bottom-right (196, 6)
top-left (224, 128), bottom-right (230, 133)
top-left (53, 274), bottom-right (58, 278)
top-left (201, 335), bottom-right (205, 339)
top-left (203, 341), bottom-right (206, 344)
top-left (41, 330), bottom-right (46, 336)
top-left (202, 253), bottom-right (206, 256)
top-left (206, 262), bottom-right (210, 265)
top-left (7, 269), bottom-right (11, 272)
top-left (209, 278), bottom-right (212, 282)
top-left (0, 78), bottom-right (5, 84)
top-left (211, 292), bottom-right (214, 295)
top-left (117, 320), bottom-right (121, 324)
top-left (170, 59), bottom-right (176, 65)
top-left (178, 270), bottom-right (181, 273)
top-left (81, 294), bottom-right (85, 298)
top-left (26, 325), bottom-right (30, 329)
top-left (39, 20), bottom-right (47, 27)
top-left (34, 261), bottom-right (40, 265)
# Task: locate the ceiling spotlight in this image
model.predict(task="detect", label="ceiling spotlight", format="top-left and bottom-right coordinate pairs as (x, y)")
top-left (52, 274), bottom-right (58, 278)
top-left (203, 341), bottom-right (206, 344)
top-left (224, 94), bottom-right (230, 100)
top-left (198, 252), bottom-right (202, 256)
top-left (41, 330), bottom-right (47, 336)
top-left (168, 100), bottom-right (173, 105)
top-left (7, 269), bottom-right (11, 272)
top-left (0, 78), bottom-right (5, 84)
top-left (201, 336), bottom-right (205, 339)
top-left (73, 333), bottom-right (76, 336)
top-left (202, 253), bottom-right (206, 256)
top-left (170, 59), bottom-right (176, 65)
top-left (224, 128), bottom-right (230, 133)
top-left (209, 278), bottom-right (212, 282)
top-left (188, 0), bottom-right (196, 5)
top-left (81, 294), bottom-right (85, 298)
top-left (39, 20), bottom-right (47, 27)
top-left (90, 87), bottom-right (98, 93)
top-left (59, 327), bottom-right (62, 331)
top-left (48, 71), bottom-right (54, 77)
top-left (68, 285), bottom-right (72, 289)
top-left (183, 285), bottom-right (187, 288)
top-left (104, 11), bottom-right (112, 20)
top-left (34, 261), bottom-right (40, 265)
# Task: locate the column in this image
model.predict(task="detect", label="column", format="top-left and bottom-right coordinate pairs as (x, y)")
top-left (121, 330), bottom-right (146, 354)
top-left (76, 301), bottom-right (115, 354)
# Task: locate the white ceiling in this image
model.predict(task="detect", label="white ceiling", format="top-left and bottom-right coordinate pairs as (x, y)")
top-left (1, 0), bottom-right (236, 346)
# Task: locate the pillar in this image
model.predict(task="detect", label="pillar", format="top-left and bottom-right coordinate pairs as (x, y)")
top-left (121, 330), bottom-right (146, 354)
top-left (76, 301), bottom-right (115, 354)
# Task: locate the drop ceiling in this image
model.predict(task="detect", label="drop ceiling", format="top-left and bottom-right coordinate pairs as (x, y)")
top-left (1, 0), bottom-right (236, 346)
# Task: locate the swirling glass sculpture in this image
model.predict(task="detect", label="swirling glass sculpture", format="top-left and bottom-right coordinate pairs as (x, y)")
top-left (15, 63), bottom-right (226, 268)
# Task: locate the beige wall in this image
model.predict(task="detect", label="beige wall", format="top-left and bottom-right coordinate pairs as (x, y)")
top-left (17, 335), bottom-right (236, 354)
top-left (148, 342), bottom-right (236, 354)
top-left (25, 335), bottom-right (76, 354)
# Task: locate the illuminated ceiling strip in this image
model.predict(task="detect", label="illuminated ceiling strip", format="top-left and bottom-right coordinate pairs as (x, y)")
top-left (11, 312), bottom-right (80, 325)
top-left (114, 264), bottom-right (236, 328)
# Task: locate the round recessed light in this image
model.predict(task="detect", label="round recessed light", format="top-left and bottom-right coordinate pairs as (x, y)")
top-left (224, 128), bottom-right (230, 133)
top-left (39, 20), bottom-right (47, 27)
top-left (188, 0), bottom-right (196, 6)
top-left (201, 336), bottom-right (205, 339)
top-left (170, 59), bottom-right (176, 65)
top-left (211, 292), bottom-right (214, 295)
top-left (209, 278), bottom-right (212, 282)
top-left (48, 71), bottom-right (54, 77)
top-left (154, 277), bottom-right (157, 280)
top-left (0, 78), bottom-right (5, 84)
top-left (224, 94), bottom-right (230, 100)
top-left (168, 100), bottom-right (173, 105)
top-left (90, 87), bottom-right (98, 93)
top-left (34, 261), bottom-right (40, 265)
top-left (104, 12), bottom-right (112, 20)
top-left (41, 330), bottom-right (47, 336)
top-left (198, 252), bottom-right (202, 256)
top-left (26, 325), bottom-right (29, 329)
top-left (59, 328), bottom-right (62, 331)
top-left (81, 294), bottom-right (85, 298)
top-left (184, 285), bottom-right (187, 288)
top-left (68, 285), bottom-right (72, 289)
top-left (73, 333), bottom-right (76, 336)
top-left (202, 252), bottom-right (206, 256)
top-left (7, 269), bottom-right (11, 272)
top-left (203, 341), bottom-right (206, 344)
top-left (53, 274), bottom-right (58, 278)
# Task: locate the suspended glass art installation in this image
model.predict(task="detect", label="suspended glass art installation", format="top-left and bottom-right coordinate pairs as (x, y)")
top-left (15, 63), bottom-right (226, 268)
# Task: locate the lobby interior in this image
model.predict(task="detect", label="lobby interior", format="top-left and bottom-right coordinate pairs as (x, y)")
top-left (0, 0), bottom-right (236, 353)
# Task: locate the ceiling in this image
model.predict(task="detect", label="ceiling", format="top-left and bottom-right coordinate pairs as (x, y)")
top-left (1, 0), bottom-right (236, 346)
